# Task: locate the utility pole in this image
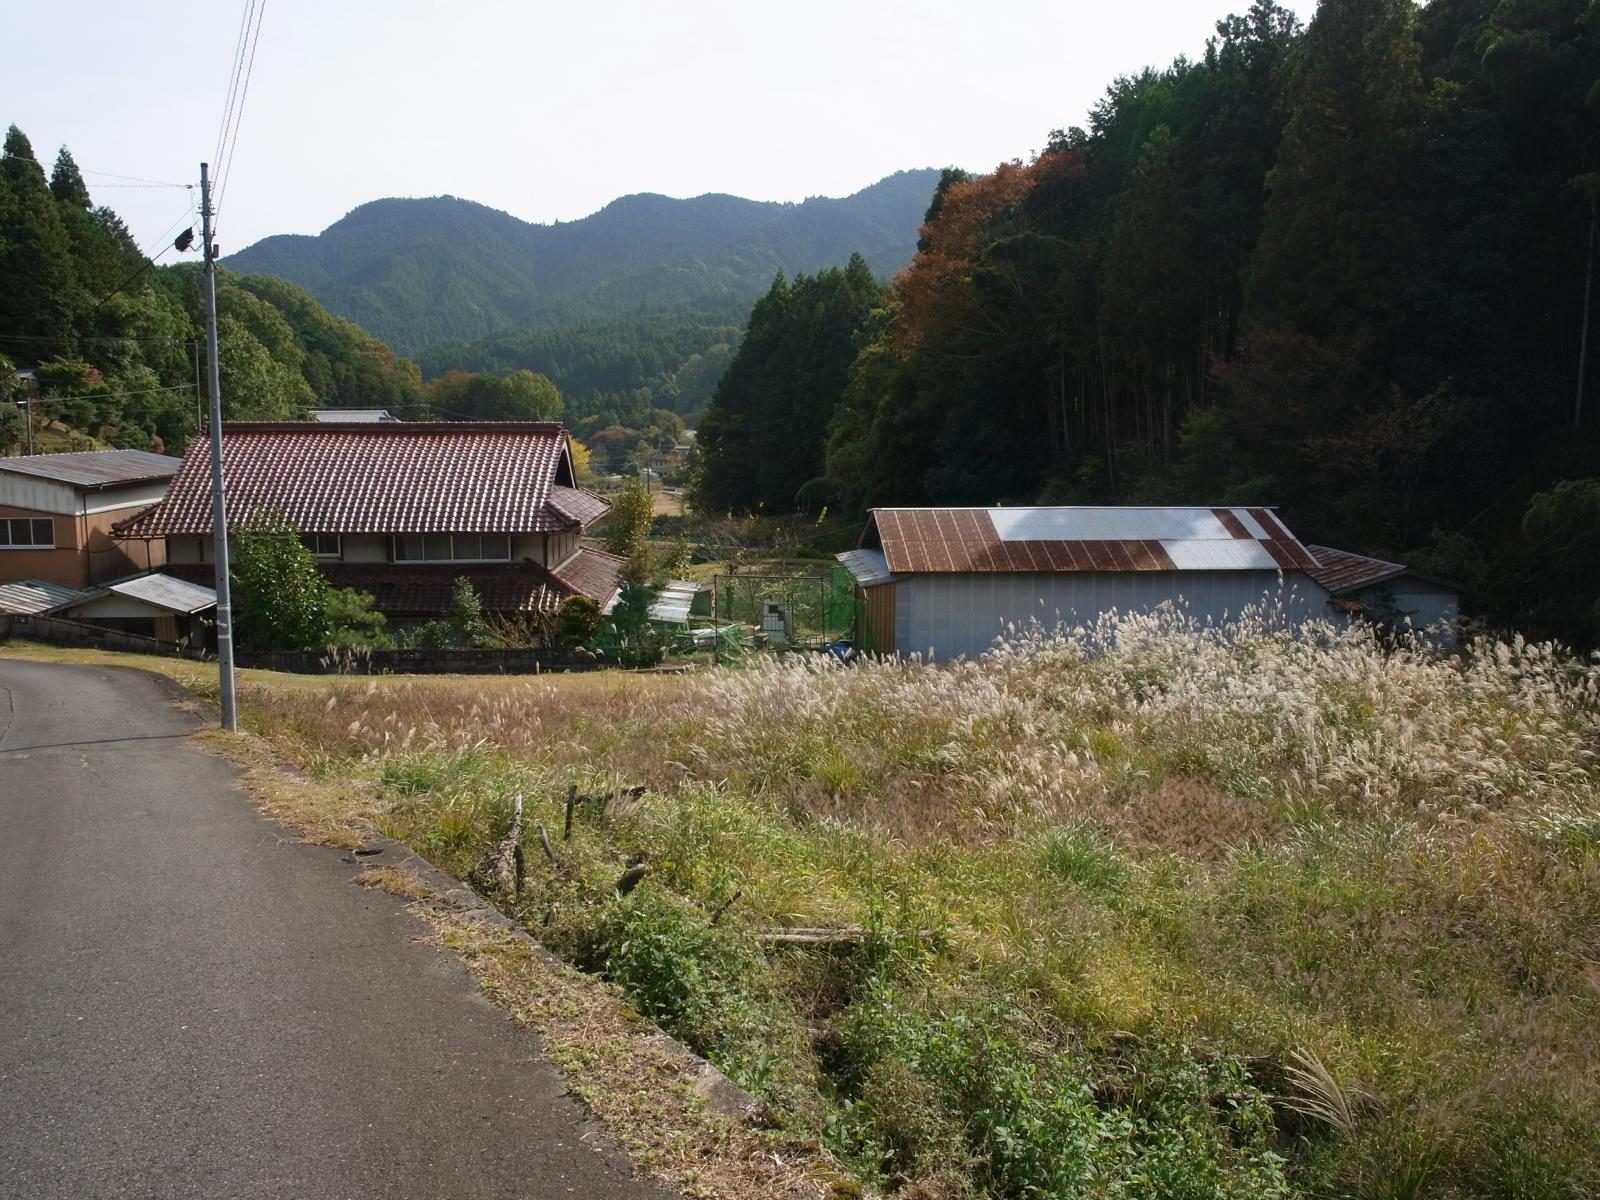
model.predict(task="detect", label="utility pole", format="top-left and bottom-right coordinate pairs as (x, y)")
top-left (200, 162), bottom-right (238, 732)
top-left (22, 394), bottom-right (32, 456)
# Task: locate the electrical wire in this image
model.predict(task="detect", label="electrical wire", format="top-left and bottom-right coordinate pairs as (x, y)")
top-left (21, 385), bottom-right (197, 403)
top-left (0, 333), bottom-right (193, 345)
top-left (0, 153), bottom-right (190, 191)
top-left (214, 0), bottom-right (267, 232)
top-left (213, 0), bottom-right (256, 170)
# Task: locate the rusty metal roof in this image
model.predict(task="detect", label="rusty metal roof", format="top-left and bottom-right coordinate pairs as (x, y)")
top-left (865, 507), bottom-right (1319, 575)
top-left (0, 578), bottom-right (86, 615)
top-left (1303, 545), bottom-right (1408, 595)
top-left (0, 449), bottom-right (181, 489)
top-left (117, 423), bottom-right (607, 538)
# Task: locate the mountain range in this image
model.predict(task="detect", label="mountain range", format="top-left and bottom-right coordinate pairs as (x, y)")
top-left (224, 169), bottom-right (941, 362)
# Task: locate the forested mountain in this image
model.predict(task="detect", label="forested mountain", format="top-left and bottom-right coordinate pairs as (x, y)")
top-left (696, 0), bottom-right (1600, 643)
top-left (223, 170), bottom-right (942, 360)
top-left (0, 123), bottom-right (423, 453)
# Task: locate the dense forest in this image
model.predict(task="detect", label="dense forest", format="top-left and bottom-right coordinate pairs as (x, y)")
top-left (696, 0), bottom-right (1600, 643)
top-left (0, 123), bottom-right (425, 451)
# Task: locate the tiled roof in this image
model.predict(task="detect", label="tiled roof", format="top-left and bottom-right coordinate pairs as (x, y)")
top-left (866, 507), bottom-right (1320, 574)
top-left (550, 547), bottom-right (624, 608)
top-left (1303, 545), bottom-right (1408, 595)
top-left (547, 484), bottom-right (611, 528)
top-left (0, 449), bottom-right (181, 488)
top-left (117, 423), bottom-right (606, 538)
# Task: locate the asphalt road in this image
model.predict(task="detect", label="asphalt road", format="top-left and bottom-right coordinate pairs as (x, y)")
top-left (0, 659), bottom-right (673, 1200)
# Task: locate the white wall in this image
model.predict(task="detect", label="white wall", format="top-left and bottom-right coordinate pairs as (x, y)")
top-left (81, 481), bottom-right (167, 515)
top-left (892, 570), bottom-right (1326, 659)
top-left (0, 474), bottom-right (79, 515)
top-left (62, 593), bottom-right (168, 619)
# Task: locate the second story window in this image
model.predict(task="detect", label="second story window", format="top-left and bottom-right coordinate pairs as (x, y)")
top-left (300, 534), bottom-right (342, 559)
top-left (392, 534), bottom-right (511, 563)
top-left (0, 518), bottom-right (54, 549)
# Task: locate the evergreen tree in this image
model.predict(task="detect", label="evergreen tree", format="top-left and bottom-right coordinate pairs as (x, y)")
top-left (0, 125), bottom-right (78, 341)
top-left (1246, 0), bottom-right (1424, 342)
top-left (48, 147), bottom-right (91, 208)
top-left (695, 255), bottom-right (882, 513)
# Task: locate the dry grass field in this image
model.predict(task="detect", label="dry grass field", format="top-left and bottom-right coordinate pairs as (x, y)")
top-left (9, 609), bottom-right (1598, 1199)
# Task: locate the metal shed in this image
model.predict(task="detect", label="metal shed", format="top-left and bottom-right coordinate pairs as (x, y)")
top-left (838, 506), bottom-right (1328, 660)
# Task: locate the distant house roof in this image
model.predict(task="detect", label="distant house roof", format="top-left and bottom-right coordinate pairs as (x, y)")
top-left (0, 449), bottom-right (182, 489)
top-left (308, 409), bottom-right (399, 422)
top-left (863, 507), bottom-right (1319, 575)
top-left (1303, 545), bottom-right (1416, 595)
top-left (117, 422), bottom-right (609, 538)
top-left (602, 578), bottom-right (702, 623)
top-left (0, 578), bottom-right (87, 615)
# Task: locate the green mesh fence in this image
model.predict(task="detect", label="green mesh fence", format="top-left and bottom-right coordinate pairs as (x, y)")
top-left (711, 569), bottom-right (856, 650)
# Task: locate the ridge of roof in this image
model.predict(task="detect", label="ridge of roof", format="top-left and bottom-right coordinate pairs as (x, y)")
top-left (215, 421), bottom-right (569, 435)
top-left (0, 448), bottom-right (183, 488)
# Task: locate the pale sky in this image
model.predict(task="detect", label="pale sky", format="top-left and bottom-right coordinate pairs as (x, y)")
top-left (10, 1), bottom-right (1316, 259)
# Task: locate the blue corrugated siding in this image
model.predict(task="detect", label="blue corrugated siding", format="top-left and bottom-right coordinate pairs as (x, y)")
top-left (892, 571), bottom-right (1325, 660)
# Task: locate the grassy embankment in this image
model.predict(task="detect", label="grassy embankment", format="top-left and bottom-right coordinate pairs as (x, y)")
top-left (9, 614), bottom-right (1598, 1200)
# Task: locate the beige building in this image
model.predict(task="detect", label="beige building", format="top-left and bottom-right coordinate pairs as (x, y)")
top-left (0, 450), bottom-right (181, 589)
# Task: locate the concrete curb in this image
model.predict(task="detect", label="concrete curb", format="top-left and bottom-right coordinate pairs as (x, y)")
top-left (341, 831), bottom-right (763, 1123)
top-left (129, 661), bottom-right (764, 1124)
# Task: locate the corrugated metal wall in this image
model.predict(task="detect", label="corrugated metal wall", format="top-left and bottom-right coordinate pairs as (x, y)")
top-left (892, 570), bottom-right (1326, 659)
top-left (860, 583), bottom-right (896, 653)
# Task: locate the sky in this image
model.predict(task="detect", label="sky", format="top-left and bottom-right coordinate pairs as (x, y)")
top-left (10, 0), bottom-right (1317, 258)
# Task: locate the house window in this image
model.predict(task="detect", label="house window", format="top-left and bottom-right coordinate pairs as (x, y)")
top-left (300, 534), bottom-right (342, 559)
top-left (0, 518), bottom-right (54, 549)
top-left (392, 533), bottom-right (511, 562)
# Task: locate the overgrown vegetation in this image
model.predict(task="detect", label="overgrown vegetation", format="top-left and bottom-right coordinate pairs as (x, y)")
top-left (178, 612), bottom-right (1600, 1199)
top-left (693, 0), bottom-right (1600, 644)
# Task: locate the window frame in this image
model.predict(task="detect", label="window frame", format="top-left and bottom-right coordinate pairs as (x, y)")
top-left (0, 517), bottom-right (55, 549)
top-left (300, 533), bottom-right (342, 559)
top-left (391, 533), bottom-right (512, 563)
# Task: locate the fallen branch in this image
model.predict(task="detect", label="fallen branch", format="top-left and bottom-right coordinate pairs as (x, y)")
top-left (537, 822), bottom-right (558, 866)
top-left (709, 891), bottom-right (742, 926)
top-left (755, 926), bottom-right (866, 947)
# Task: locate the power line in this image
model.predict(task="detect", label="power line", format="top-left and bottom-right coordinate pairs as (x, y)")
top-left (17, 387), bottom-right (198, 406)
top-left (213, 0), bottom-right (255, 170)
top-left (215, 0), bottom-right (266, 230)
top-left (0, 333), bottom-right (194, 344)
top-left (0, 152), bottom-right (189, 190)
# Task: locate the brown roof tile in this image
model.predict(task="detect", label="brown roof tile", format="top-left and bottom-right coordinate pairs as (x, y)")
top-left (550, 547), bottom-right (624, 607)
top-left (117, 423), bottom-right (605, 539)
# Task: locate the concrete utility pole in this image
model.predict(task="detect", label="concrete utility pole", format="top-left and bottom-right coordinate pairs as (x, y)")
top-left (200, 162), bottom-right (238, 732)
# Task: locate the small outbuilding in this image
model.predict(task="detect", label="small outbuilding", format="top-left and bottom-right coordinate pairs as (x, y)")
top-left (838, 506), bottom-right (1325, 659)
top-left (1303, 545), bottom-right (1460, 644)
top-left (837, 506), bottom-right (1459, 659)
top-left (48, 571), bottom-right (217, 648)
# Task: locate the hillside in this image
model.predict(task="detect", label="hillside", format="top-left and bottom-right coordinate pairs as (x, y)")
top-left (0, 124), bottom-right (424, 455)
top-left (224, 170), bottom-right (941, 359)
